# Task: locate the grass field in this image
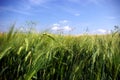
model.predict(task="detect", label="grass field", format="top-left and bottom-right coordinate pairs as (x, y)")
top-left (0, 27), bottom-right (120, 80)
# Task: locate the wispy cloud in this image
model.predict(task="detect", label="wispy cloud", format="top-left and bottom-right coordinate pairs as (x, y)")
top-left (53, 23), bottom-right (60, 26)
top-left (28, 0), bottom-right (51, 6)
top-left (29, 0), bottom-right (46, 5)
top-left (74, 13), bottom-right (80, 16)
top-left (68, 0), bottom-right (103, 6)
top-left (27, 0), bottom-right (51, 9)
top-left (64, 8), bottom-right (80, 16)
top-left (67, 0), bottom-right (80, 3)
top-left (89, 0), bottom-right (99, 5)
top-left (106, 16), bottom-right (116, 20)
top-left (88, 0), bottom-right (109, 6)
top-left (59, 20), bottom-right (69, 24)
top-left (0, 6), bottom-right (32, 15)
top-left (67, 0), bottom-right (96, 6)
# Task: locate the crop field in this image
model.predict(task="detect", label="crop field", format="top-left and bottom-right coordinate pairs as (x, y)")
top-left (0, 27), bottom-right (120, 80)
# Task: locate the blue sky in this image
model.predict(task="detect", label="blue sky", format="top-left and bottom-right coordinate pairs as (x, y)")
top-left (0, 0), bottom-right (120, 34)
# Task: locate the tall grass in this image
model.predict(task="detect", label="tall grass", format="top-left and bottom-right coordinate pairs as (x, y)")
top-left (0, 27), bottom-right (120, 80)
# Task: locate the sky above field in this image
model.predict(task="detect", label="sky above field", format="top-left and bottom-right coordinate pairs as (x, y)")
top-left (0, 0), bottom-right (120, 34)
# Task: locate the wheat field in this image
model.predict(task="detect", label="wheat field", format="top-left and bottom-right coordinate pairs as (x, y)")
top-left (0, 27), bottom-right (120, 80)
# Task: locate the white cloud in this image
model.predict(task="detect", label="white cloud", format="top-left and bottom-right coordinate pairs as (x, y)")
top-left (51, 26), bottom-right (60, 31)
top-left (97, 29), bottom-right (107, 33)
top-left (63, 26), bottom-right (72, 31)
top-left (51, 20), bottom-right (73, 32)
top-left (51, 23), bottom-right (60, 31)
top-left (51, 22), bottom-right (73, 32)
top-left (51, 26), bottom-right (72, 32)
top-left (92, 29), bottom-right (111, 34)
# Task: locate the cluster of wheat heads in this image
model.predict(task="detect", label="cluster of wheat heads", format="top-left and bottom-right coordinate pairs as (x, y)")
top-left (0, 27), bottom-right (120, 80)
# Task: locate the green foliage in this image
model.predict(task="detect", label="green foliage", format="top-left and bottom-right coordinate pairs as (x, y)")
top-left (0, 27), bottom-right (120, 80)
